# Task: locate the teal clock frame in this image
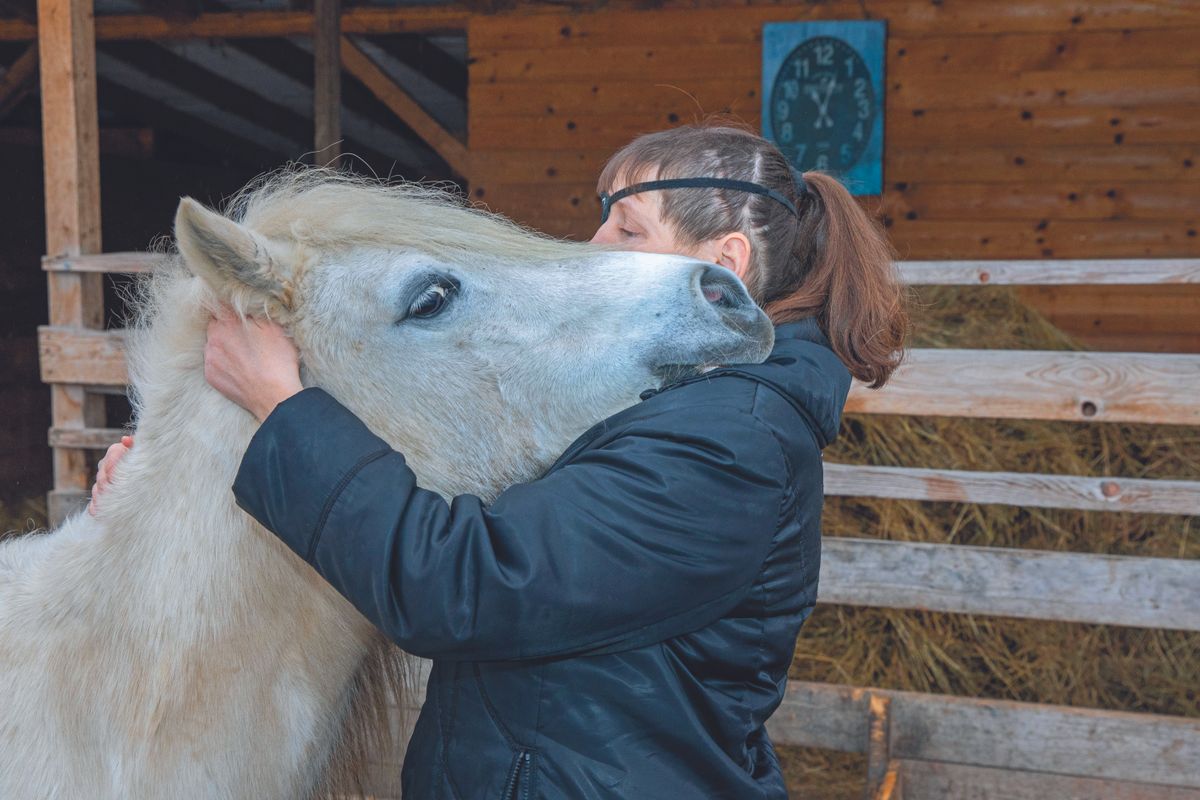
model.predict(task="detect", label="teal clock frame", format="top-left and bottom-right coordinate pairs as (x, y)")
top-left (762, 20), bottom-right (887, 196)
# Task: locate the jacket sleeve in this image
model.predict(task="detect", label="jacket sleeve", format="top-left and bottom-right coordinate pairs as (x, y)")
top-left (232, 387), bottom-right (790, 661)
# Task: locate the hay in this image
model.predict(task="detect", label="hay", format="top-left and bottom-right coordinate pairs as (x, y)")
top-left (780, 286), bottom-right (1199, 797)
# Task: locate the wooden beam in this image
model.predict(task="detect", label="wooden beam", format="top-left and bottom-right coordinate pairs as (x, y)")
top-left (819, 538), bottom-right (1200, 632)
top-left (38, 326), bottom-right (127, 387)
top-left (42, 251), bottom-right (160, 273)
top-left (767, 681), bottom-right (1200, 789)
top-left (822, 463), bottom-right (1200, 516)
top-left (864, 695), bottom-right (893, 800)
top-left (1, 7), bottom-right (470, 42)
top-left (0, 41), bottom-right (36, 117)
top-left (847, 349), bottom-right (1200, 425)
top-left (898, 258), bottom-right (1200, 286)
top-left (48, 426), bottom-right (126, 449)
top-left (0, 125), bottom-right (154, 157)
top-left (895, 760), bottom-right (1200, 800)
top-left (313, 0), bottom-right (341, 167)
top-left (340, 34), bottom-right (471, 177)
top-left (38, 0), bottom-right (106, 525)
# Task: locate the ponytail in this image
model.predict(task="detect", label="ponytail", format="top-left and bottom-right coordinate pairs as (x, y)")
top-left (761, 172), bottom-right (908, 389)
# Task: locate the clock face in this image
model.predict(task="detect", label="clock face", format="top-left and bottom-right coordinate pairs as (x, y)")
top-left (769, 36), bottom-right (877, 174)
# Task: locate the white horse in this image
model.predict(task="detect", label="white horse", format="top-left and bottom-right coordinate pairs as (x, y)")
top-left (0, 169), bottom-right (773, 799)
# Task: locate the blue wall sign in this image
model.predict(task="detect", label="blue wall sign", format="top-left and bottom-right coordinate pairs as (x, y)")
top-left (762, 20), bottom-right (886, 196)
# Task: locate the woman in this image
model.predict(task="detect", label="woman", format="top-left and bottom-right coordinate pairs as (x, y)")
top-left (92, 123), bottom-right (906, 798)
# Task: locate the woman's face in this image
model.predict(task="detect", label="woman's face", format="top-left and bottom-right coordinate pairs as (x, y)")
top-left (590, 186), bottom-right (752, 282)
top-left (589, 190), bottom-right (681, 255)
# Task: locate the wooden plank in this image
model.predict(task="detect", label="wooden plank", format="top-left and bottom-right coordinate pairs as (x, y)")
top-left (48, 427), bottom-right (126, 450)
top-left (468, 148), bottom-right (612, 186)
top-left (874, 763), bottom-right (902, 800)
top-left (38, 0), bottom-right (106, 524)
top-left (848, 349), bottom-right (1200, 424)
top-left (822, 463), bottom-right (1200, 516)
top-left (42, 251), bottom-right (161, 273)
top-left (881, 182), bottom-right (1200, 222)
top-left (767, 681), bottom-right (1200, 788)
top-left (887, 145), bottom-right (1200, 184)
top-left (865, 695), bottom-right (893, 800)
top-left (1, 7), bottom-right (469, 42)
top-left (468, 4), bottom-right (1200, 50)
top-left (38, 326), bottom-right (127, 387)
top-left (313, 0), bottom-right (342, 168)
top-left (896, 258), bottom-right (1200, 285)
top-left (895, 760), bottom-right (1200, 800)
top-left (818, 538), bottom-right (1200, 631)
top-left (0, 42), bottom-right (37, 118)
top-left (885, 219), bottom-right (1200, 260)
top-left (470, 78), bottom-right (758, 118)
top-left (889, 68), bottom-right (1200, 111)
top-left (340, 35), bottom-right (470, 177)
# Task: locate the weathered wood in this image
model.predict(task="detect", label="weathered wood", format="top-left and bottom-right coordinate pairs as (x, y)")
top-left (822, 462), bottom-right (1200, 516)
top-left (42, 251), bottom-right (161, 273)
top-left (47, 488), bottom-right (90, 523)
top-left (38, 326), bottom-right (127, 387)
top-left (1, 7), bottom-right (470, 41)
top-left (767, 681), bottom-right (1200, 788)
top-left (874, 762), bottom-right (902, 800)
top-left (818, 538), bottom-right (1200, 632)
top-left (847, 349), bottom-right (1200, 424)
top-left (0, 42), bottom-right (37, 117)
top-left (897, 258), bottom-right (1200, 285)
top-left (313, 0), bottom-right (341, 168)
top-left (48, 427), bottom-right (127, 450)
top-left (895, 760), bottom-right (1200, 800)
top-left (339, 35), bottom-right (470, 177)
top-left (864, 695), bottom-right (893, 800)
top-left (38, 0), bottom-right (106, 524)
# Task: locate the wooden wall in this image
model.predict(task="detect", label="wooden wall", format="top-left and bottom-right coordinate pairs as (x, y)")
top-left (466, 0), bottom-right (1200, 352)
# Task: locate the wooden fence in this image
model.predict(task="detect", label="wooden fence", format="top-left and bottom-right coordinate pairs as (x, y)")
top-left (36, 254), bottom-right (1200, 798)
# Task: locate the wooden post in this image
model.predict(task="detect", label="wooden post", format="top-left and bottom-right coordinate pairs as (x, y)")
top-left (313, 0), bottom-right (341, 167)
top-left (864, 693), bottom-right (893, 800)
top-left (37, 0), bottom-right (105, 524)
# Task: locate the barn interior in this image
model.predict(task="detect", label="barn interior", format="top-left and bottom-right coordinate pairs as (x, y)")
top-left (1, 1), bottom-right (1197, 798)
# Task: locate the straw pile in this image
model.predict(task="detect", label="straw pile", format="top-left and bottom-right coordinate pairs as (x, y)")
top-left (780, 285), bottom-right (1199, 798)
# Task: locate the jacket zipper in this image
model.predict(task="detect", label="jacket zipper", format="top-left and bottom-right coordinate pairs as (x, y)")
top-left (501, 749), bottom-right (532, 800)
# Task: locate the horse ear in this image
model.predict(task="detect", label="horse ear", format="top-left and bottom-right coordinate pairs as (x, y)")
top-left (174, 197), bottom-right (294, 309)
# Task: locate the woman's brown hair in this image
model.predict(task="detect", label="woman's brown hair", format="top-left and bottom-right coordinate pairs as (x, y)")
top-left (598, 122), bottom-right (908, 388)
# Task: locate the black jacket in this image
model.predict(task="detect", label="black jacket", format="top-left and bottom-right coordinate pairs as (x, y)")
top-left (233, 319), bottom-right (851, 799)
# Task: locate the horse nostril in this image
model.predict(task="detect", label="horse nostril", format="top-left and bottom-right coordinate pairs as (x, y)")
top-left (698, 265), bottom-right (748, 309)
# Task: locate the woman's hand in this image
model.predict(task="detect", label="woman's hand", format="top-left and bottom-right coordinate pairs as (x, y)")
top-left (87, 435), bottom-right (134, 516)
top-left (205, 307), bottom-right (304, 422)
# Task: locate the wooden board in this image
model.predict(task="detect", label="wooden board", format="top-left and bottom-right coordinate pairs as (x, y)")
top-left (42, 251), bottom-right (162, 273)
top-left (880, 182), bottom-right (1200, 222)
top-left (38, 326), bottom-right (127, 387)
top-left (767, 681), bottom-right (1200, 788)
top-left (895, 759), bottom-right (1200, 800)
top-left (887, 145), bottom-right (1200, 184)
top-left (818, 537), bottom-right (1200, 631)
top-left (846, 349), bottom-right (1200, 424)
top-left (48, 427), bottom-right (127, 450)
top-left (896, 258), bottom-right (1200, 285)
top-left (822, 463), bottom-right (1200, 516)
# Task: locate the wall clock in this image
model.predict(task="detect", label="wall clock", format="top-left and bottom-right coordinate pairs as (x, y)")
top-left (762, 21), bottom-right (886, 195)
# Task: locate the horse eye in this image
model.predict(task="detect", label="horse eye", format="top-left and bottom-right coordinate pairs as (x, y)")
top-left (408, 278), bottom-right (457, 320)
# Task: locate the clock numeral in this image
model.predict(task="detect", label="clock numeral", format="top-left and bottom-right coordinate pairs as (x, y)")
top-left (853, 120), bottom-right (865, 141)
top-left (857, 96), bottom-right (871, 119)
top-left (794, 58), bottom-right (810, 79)
top-left (840, 143), bottom-right (854, 164)
top-left (815, 42), bottom-right (833, 66)
top-left (815, 153), bottom-right (830, 171)
top-left (775, 99), bottom-right (790, 119)
top-left (782, 79), bottom-right (800, 101)
top-left (845, 56), bottom-right (856, 77)
top-left (795, 143), bottom-right (807, 164)
top-left (779, 121), bottom-right (794, 144)
top-left (854, 77), bottom-right (868, 99)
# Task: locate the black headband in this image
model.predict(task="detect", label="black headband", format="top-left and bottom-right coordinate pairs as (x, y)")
top-left (598, 176), bottom-right (803, 224)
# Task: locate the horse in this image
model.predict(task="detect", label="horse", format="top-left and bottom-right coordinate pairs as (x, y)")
top-left (0, 168), bottom-right (773, 799)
